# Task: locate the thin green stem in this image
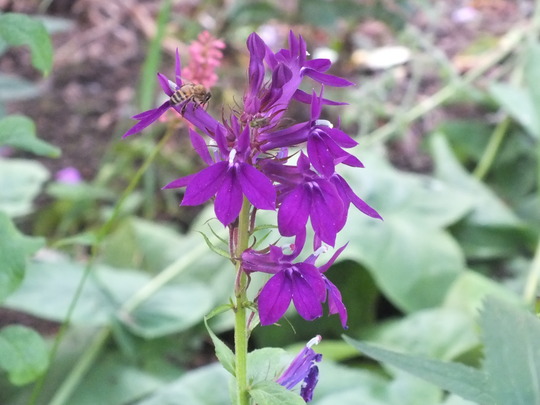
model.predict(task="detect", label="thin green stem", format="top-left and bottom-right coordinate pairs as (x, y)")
top-left (234, 197), bottom-right (251, 405)
top-left (27, 128), bottom-right (174, 405)
top-left (524, 239), bottom-right (540, 305)
top-left (473, 117), bottom-right (511, 180)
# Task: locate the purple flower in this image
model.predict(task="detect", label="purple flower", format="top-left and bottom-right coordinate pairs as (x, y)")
top-left (242, 237), bottom-right (348, 327)
top-left (163, 118), bottom-right (276, 226)
top-left (55, 167), bottom-right (82, 184)
top-left (276, 335), bottom-right (323, 402)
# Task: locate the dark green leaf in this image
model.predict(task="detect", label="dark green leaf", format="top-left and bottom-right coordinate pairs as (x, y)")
top-left (344, 336), bottom-right (494, 405)
top-left (480, 297), bottom-right (540, 404)
top-left (0, 13), bottom-right (53, 75)
top-left (0, 212), bottom-right (43, 302)
top-left (0, 325), bottom-right (49, 385)
top-left (0, 115), bottom-right (60, 157)
top-left (249, 380), bottom-right (305, 405)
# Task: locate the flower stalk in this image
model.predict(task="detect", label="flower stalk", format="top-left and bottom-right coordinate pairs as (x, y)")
top-left (234, 197), bottom-right (252, 405)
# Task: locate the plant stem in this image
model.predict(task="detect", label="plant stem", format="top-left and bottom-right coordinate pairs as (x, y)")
top-left (473, 117), bottom-right (511, 180)
top-left (234, 197), bottom-right (251, 405)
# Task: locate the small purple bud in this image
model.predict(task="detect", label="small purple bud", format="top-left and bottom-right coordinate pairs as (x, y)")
top-left (55, 167), bottom-right (82, 184)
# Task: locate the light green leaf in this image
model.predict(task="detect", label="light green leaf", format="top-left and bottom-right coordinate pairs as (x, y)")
top-left (0, 115), bottom-right (60, 157)
top-left (430, 133), bottom-right (521, 226)
top-left (250, 381), bottom-right (305, 405)
top-left (0, 325), bottom-right (49, 385)
top-left (0, 158), bottom-right (49, 217)
top-left (204, 317), bottom-right (235, 376)
top-left (5, 257), bottom-right (213, 337)
top-left (524, 41), bottom-right (540, 130)
top-left (0, 13), bottom-right (53, 75)
top-left (364, 308), bottom-right (478, 361)
top-left (480, 297), bottom-right (540, 404)
top-left (0, 212), bottom-right (43, 302)
top-left (137, 363), bottom-right (230, 405)
top-left (344, 336), bottom-right (493, 405)
top-left (338, 151), bottom-right (470, 312)
top-left (66, 352), bottom-right (165, 405)
top-left (248, 347), bottom-right (290, 384)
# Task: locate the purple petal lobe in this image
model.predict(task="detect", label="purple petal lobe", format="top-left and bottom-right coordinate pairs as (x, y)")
top-left (325, 278), bottom-right (348, 328)
top-left (278, 186), bottom-right (310, 237)
top-left (189, 128), bottom-right (213, 165)
top-left (123, 101), bottom-right (170, 138)
top-left (308, 135), bottom-right (335, 178)
top-left (291, 267), bottom-right (324, 321)
top-left (162, 173), bottom-right (195, 189)
top-left (305, 70), bottom-right (354, 87)
top-left (157, 73), bottom-right (174, 96)
top-left (258, 271), bottom-right (292, 325)
top-left (214, 169), bottom-right (243, 225)
top-left (182, 161), bottom-right (228, 205)
top-left (237, 163), bottom-right (276, 210)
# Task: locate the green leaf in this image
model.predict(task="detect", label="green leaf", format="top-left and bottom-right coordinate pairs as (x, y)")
top-left (489, 83), bottom-right (540, 138)
top-left (0, 212), bottom-right (43, 302)
top-left (0, 13), bottom-right (53, 75)
top-left (480, 297), bottom-right (540, 404)
top-left (0, 115), bottom-right (60, 157)
top-left (66, 352), bottom-right (166, 405)
top-left (0, 325), bottom-right (49, 385)
top-left (204, 317), bottom-right (235, 376)
top-left (0, 158), bottom-right (49, 217)
top-left (249, 380), bottom-right (305, 405)
top-left (524, 41), bottom-right (540, 129)
top-left (198, 231), bottom-right (231, 259)
top-left (344, 336), bottom-right (494, 405)
top-left (247, 347), bottom-right (290, 384)
top-left (136, 363), bottom-right (230, 405)
top-left (5, 257), bottom-right (213, 337)
top-left (338, 151), bottom-right (470, 312)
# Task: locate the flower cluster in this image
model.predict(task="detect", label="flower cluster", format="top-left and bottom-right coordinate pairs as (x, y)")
top-left (123, 31), bottom-right (381, 328)
top-left (182, 30), bottom-right (225, 88)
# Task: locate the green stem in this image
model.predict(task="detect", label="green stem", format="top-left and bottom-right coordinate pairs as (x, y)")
top-left (473, 117), bottom-right (511, 180)
top-left (524, 239), bottom-right (540, 305)
top-left (234, 197), bottom-right (251, 405)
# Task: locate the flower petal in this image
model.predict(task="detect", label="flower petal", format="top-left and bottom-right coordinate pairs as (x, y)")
top-left (123, 101), bottom-right (170, 138)
top-left (278, 185), bottom-right (310, 237)
top-left (162, 173), bottom-right (195, 189)
top-left (157, 73), bottom-right (174, 96)
top-left (258, 271), bottom-right (292, 326)
top-left (324, 277), bottom-right (348, 328)
top-left (214, 169), bottom-right (243, 225)
top-left (307, 134), bottom-right (335, 178)
top-left (291, 266), bottom-right (324, 321)
top-left (189, 128), bottom-right (213, 165)
top-left (304, 69), bottom-right (354, 87)
top-left (310, 181), bottom-right (344, 246)
top-left (237, 163), bottom-right (276, 210)
top-left (182, 161), bottom-right (228, 205)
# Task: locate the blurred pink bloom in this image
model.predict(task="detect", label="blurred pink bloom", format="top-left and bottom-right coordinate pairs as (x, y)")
top-left (56, 167), bottom-right (82, 184)
top-left (182, 31), bottom-right (225, 88)
top-left (452, 6), bottom-right (479, 24)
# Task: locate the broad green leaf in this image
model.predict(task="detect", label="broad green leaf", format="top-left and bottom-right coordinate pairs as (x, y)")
top-left (0, 74), bottom-right (41, 101)
top-left (480, 297), bottom-right (540, 405)
top-left (488, 83), bottom-right (540, 138)
top-left (0, 325), bottom-right (48, 385)
top-left (338, 151), bottom-right (470, 312)
top-left (0, 115), bottom-right (60, 157)
top-left (364, 308), bottom-right (478, 361)
top-left (66, 352), bottom-right (166, 405)
top-left (4, 257), bottom-right (213, 337)
top-left (248, 347), bottom-right (290, 384)
top-left (443, 271), bottom-right (523, 317)
top-left (344, 336), bottom-right (493, 405)
top-left (0, 212), bottom-right (43, 302)
top-left (430, 133), bottom-right (521, 226)
top-left (0, 13), bottom-right (53, 75)
top-left (137, 363), bottom-right (230, 405)
top-left (0, 158), bottom-right (49, 217)
top-left (204, 317), bottom-right (235, 376)
top-left (250, 380), bottom-right (305, 405)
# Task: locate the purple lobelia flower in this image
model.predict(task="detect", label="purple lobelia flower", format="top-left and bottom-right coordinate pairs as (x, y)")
top-left (163, 117), bottom-right (275, 226)
top-left (242, 235), bottom-right (348, 327)
top-left (276, 335), bottom-right (323, 402)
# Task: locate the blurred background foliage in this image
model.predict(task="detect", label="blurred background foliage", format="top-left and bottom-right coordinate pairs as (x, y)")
top-left (1, 0), bottom-right (540, 404)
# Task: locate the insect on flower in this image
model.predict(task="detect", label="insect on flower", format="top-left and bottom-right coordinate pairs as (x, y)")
top-left (170, 83), bottom-right (212, 114)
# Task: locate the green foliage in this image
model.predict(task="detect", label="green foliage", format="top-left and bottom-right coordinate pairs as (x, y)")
top-left (346, 297), bottom-right (540, 405)
top-left (250, 381), bottom-right (305, 405)
top-left (0, 115), bottom-right (60, 157)
top-left (0, 325), bottom-right (49, 386)
top-left (0, 212), bottom-right (43, 303)
top-left (0, 13), bottom-right (53, 75)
